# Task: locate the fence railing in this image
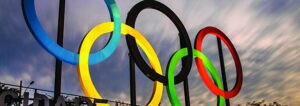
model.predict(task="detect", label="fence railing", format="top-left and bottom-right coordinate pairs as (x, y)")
top-left (0, 81), bottom-right (134, 106)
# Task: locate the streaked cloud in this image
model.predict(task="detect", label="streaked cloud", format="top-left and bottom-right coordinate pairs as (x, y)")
top-left (0, 0), bottom-right (299, 105)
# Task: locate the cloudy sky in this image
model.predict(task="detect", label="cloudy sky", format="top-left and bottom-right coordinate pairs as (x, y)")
top-left (0, 0), bottom-right (299, 105)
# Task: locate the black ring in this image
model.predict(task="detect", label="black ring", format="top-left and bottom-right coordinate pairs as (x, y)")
top-left (125, 0), bottom-right (193, 84)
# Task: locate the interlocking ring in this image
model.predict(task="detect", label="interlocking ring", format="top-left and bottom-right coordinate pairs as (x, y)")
top-left (166, 48), bottom-right (225, 106)
top-left (126, 0), bottom-right (193, 85)
top-left (195, 27), bottom-right (243, 99)
top-left (78, 22), bottom-right (163, 106)
top-left (22, 0), bottom-right (121, 65)
top-left (22, 0), bottom-right (243, 106)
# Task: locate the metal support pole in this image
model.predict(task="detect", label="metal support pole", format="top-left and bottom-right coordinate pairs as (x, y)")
top-left (54, 0), bottom-right (65, 102)
top-left (19, 81), bottom-right (22, 98)
top-left (179, 33), bottom-right (190, 106)
top-left (183, 79), bottom-right (190, 106)
top-left (216, 38), bottom-right (230, 106)
top-left (129, 53), bottom-right (136, 106)
top-left (19, 81), bottom-right (22, 106)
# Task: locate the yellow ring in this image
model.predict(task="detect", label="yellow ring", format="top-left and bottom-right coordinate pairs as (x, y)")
top-left (78, 22), bottom-right (163, 106)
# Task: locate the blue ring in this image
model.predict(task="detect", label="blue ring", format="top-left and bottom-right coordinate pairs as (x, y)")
top-left (22, 0), bottom-right (121, 65)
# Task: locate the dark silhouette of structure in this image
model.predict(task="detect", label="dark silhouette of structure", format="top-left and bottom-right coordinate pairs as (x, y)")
top-left (0, 82), bottom-right (133, 106)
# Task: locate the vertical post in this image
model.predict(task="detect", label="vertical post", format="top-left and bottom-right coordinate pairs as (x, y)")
top-left (115, 102), bottom-right (118, 106)
top-left (183, 79), bottom-right (190, 106)
top-left (19, 81), bottom-right (22, 98)
top-left (216, 38), bottom-right (230, 106)
top-left (129, 53), bottom-right (136, 106)
top-left (19, 81), bottom-right (22, 106)
top-left (179, 33), bottom-right (190, 106)
top-left (54, 0), bottom-right (65, 102)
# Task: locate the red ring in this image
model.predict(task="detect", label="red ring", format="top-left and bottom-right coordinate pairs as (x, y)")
top-left (195, 26), bottom-right (243, 99)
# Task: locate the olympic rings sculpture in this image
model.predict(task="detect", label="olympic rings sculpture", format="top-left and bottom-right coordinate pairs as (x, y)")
top-left (22, 0), bottom-right (243, 106)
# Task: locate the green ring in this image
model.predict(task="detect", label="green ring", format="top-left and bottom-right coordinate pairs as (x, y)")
top-left (167, 48), bottom-right (225, 106)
